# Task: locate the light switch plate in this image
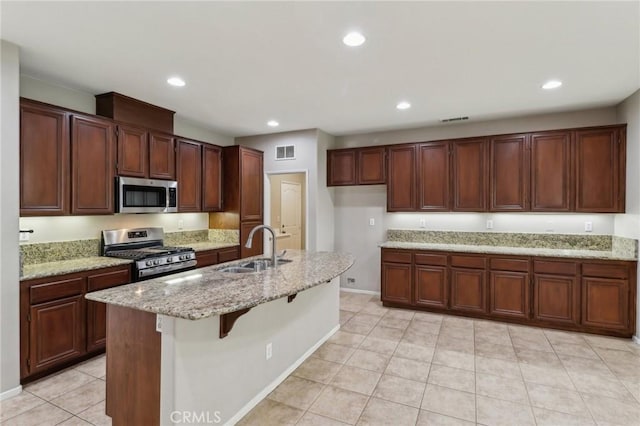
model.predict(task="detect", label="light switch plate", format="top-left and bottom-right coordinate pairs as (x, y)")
top-left (369, 218), bottom-right (375, 226)
top-left (585, 221), bottom-right (593, 232)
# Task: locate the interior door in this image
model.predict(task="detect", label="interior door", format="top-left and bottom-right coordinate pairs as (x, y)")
top-left (280, 181), bottom-right (302, 250)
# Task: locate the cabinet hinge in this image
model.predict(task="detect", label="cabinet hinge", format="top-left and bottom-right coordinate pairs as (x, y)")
top-left (115, 128), bottom-right (119, 137)
top-left (26, 359), bottom-right (30, 368)
top-left (26, 314), bottom-right (31, 322)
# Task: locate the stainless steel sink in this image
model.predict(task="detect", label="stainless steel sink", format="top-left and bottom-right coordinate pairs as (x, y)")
top-left (217, 258), bottom-right (293, 273)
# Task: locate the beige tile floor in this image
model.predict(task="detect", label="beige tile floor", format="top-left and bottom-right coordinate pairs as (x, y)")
top-left (3, 291), bottom-right (640, 425)
top-left (239, 291), bottom-right (640, 426)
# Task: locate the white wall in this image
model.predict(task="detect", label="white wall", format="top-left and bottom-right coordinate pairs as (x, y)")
top-left (20, 213), bottom-right (208, 244)
top-left (236, 129), bottom-right (326, 251)
top-left (614, 89), bottom-right (640, 340)
top-left (160, 279), bottom-right (339, 425)
top-left (334, 107), bottom-right (622, 293)
top-left (0, 40), bottom-right (21, 397)
top-left (316, 130), bottom-right (336, 251)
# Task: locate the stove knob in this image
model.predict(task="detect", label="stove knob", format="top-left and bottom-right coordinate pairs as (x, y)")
top-left (166, 257), bottom-right (173, 263)
top-left (179, 255), bottom-right (186, 260)
top-left (146, 261), bottom-right (153, 266)
top-left (154, 260), bottom-right (160, 265)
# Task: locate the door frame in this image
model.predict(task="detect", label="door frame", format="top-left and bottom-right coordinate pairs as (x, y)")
top-left (264, 169), bottom-right (309, 253)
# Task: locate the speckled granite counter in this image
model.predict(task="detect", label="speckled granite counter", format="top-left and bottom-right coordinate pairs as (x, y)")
top-left (21, 257), bottom-right (133, 281)
top-left (179, 242), bottom-right (239, 252)
top-left (380, 241), bottom-right (637, 261)
top-left (86, 250), bottom-right (354, 320)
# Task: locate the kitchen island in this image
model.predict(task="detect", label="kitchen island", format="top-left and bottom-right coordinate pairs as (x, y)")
top-left (86, 250), bottom-right (354, 425)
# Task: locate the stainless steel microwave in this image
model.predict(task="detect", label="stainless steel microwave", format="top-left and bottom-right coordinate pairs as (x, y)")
top-left (115, 176), bottom-right (178, 213)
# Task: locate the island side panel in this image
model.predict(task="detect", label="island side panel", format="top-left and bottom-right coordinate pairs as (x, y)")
top-left (161, 279), bottom-right (340, 425)
top-left (106, 304), bottom-right (161, 425)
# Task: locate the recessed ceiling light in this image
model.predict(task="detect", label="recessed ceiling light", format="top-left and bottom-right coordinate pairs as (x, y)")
top-left (167, 76), bottom-right (186, 87)
top-left (542, 80), bottom-right (562, 90)
top-left (396, 101), bottom-right (411, 110)
top-left (343, 32), bottom-right (366, 47)
top-left (267, 120), bottom-right (279, 127)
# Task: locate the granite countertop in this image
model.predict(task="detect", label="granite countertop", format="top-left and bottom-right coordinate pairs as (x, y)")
top-left (179, 242), bottom-right (239, 252)
top-left (22, 257), bottom-right (133, 281)
top-left (380, 241), bottom-right (637, 261)
top-left (86, 250), bottom-right (354, 320)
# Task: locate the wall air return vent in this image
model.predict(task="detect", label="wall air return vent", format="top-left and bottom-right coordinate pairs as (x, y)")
top-left (275, 145), bottom-right (295, 160)
top-left (441, 116), bottom-right (469, 123)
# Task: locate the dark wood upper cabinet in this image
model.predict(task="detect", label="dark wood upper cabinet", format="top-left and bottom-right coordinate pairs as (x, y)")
top-left (20, 99), bottom-right (70, 216)
top-left (387, 144), bottom-right (417, 211)
top-left (176, 139), bottom-right (202, 212)
top-left (116, 125), bottom-right (148, 178)
top-left (148, 132), bottom-right (175, 180)
top-left (202, 144), bottom-right (223, 212)
top-left (358, 147), bottom-right (386, 184)
top-left (530, 131), bottom-right (573, 211)
top-left (240, 221), bottom-right (264, 258)
top-left (451, 138), bottom-right (488, 211)
top-left (490, 134), bottom-right (530, 211)
top-left (327, 146), bottom-right (386, 186)
top-left (239, 147), bottom-right (264, 221)
top-left (418, 141), bottom-right (450, 211)
top-left (327, 149), bottom-right (357, 186)
top-left (71, 115), bottom-right (115, 215)
top-left (575, 126), bottom-right (625, 212)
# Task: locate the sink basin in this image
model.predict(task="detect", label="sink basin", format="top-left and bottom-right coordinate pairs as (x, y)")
top-left (218, 266), bottom-right (255, 273)
top-left (217, 258), bottom-right (293, 274)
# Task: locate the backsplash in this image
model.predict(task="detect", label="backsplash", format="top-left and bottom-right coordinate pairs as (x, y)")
top-left (386, 229), bottom-right (613, 250)
top-left (208, 229), bottom-right (239, 244)
top-left (21, 229), bottom-right (239, 265)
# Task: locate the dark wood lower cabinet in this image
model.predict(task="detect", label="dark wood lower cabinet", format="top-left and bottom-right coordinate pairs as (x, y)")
top-left (196, 246), bottom-right (241, 268)
top-left (21, 265), bottom-right (131, 383)
top-left (533, 274), bottom-right (579, 325)
top-left (414, 265), bottom-right (448, 308)
top-left (450, 268), bottom-right (486, 313)
top-left (582, 277), bottom-right (629, 330)
top-left (380, 248), bottom-right (636, 337)
top-left (489, 271), bottom-right (529, 319)
top-left (381, 262), bottom-right (412, 305)
top-left (29, 295), bottom-right (85, 374)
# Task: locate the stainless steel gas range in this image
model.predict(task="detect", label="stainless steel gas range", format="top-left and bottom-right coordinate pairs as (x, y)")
top-left (102, 227), bottom-right (197, 281)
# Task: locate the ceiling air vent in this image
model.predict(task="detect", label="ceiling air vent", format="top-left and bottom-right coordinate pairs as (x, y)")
top-left (441, 116), bottom-right (469, 123)
top-left (275, 145), bottom-right (295, 160)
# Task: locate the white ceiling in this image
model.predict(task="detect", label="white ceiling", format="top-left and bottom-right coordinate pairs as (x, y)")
top-left (2, 1), bottom-right (639, 137)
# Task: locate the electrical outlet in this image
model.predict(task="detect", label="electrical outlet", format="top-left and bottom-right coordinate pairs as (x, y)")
top-left (369, 218), bottom-right (375, 226)
top-left (178, 219), bottom-right (184, 230)
top-left (266, 343), bottom-right (272, 360)
top-left (486, 219), bottom-right (494, 229)
top-left (19, 233), bottom-right (29, 242)
top-left (419, 218), bottom-right (426, 228)
top-left (585, 221), bottom-right (593, 232)
top-left (545, 220), bottom-right (554, 232)
top-left (156, 315), bottom-right (162, 332)
top-left (347, 278), bottom-right (356, 285)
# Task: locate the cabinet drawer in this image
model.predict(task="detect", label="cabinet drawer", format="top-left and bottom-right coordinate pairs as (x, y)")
top-left (582, 263), bottom-right (629, 279)
top-left (490, 257), bottom-right (530, 272)
top-left (534, 260), bottom-right (578, 276)
top-left (381, 249), bottom-right (412, 264)
top-left (415, 253), bottom-right (447, 266)
top-left (30, 277), bottom-right (85, 305)
top-left (450, 255), bottom-right (486, 269)
top-left (87, 268), bottom-right (130, 292)
top-left (218, 247), bottom-right (240, 263)
top-left (196, 250), bottom-right (219, 268)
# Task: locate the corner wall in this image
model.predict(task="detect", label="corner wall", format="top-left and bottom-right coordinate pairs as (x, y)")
top-left (0, 40), bottom-right (21, 397)
top-left (615, 89), bottom-right (640, 340)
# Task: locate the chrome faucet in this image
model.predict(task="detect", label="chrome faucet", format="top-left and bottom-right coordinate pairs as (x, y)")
top-left (245, 224), bottom-right (279, 268)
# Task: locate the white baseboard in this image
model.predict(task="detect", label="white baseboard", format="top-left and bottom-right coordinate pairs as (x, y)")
top-left (0, 385), bottom-right (22, 401)
top-left (633, 335), bottom-right (640, 346)
top-left (224, 323), bottom-right (341, 426)
top-left (340, 287), bottom-right (380, 296)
